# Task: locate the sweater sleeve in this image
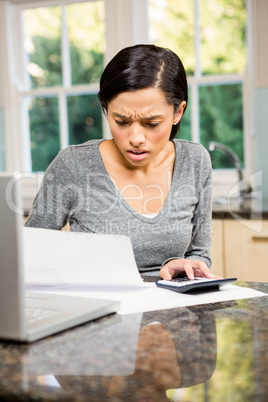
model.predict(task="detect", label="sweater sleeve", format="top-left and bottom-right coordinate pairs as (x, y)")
top-left (161, 146), bottom-right (212, 268)
top-left (184, 150), bottom-right (212, 267)
top-left (25, 147), bottom-right (77, 230)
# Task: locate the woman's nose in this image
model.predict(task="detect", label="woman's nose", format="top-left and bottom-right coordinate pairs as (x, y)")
top-left (128, 124), bottom-right (145, 146)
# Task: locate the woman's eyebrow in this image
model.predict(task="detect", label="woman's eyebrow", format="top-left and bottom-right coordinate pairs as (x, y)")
top-left (112, 112), bottom-right (132, 119)
top-left (112, 112), bottom-right (163, 119)
top-left (144, 115), bottom-right (163, 120)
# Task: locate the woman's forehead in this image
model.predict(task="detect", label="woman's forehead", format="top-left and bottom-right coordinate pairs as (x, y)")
top-left (108, 88), bottom-right (172, 116)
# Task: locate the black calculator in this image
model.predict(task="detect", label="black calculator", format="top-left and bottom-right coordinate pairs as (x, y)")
top-left (156, 277), bottom-right (237, 293)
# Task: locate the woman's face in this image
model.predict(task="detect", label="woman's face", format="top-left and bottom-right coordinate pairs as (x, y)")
top-left (107, 88), bottom-right (186, 169)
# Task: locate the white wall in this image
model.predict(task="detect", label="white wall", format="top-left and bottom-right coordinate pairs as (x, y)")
top-left (252, 0), bottom-right (268, 198)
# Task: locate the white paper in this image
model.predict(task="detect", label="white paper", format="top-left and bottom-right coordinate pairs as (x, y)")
top-left (26, 283), bottom-right (267, 315)
top-left (115, 283), bottom-right (267, 315)
top-left (23, 227), bottom-right (144, 287)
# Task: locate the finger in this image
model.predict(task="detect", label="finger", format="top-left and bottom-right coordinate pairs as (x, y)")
top-left (183, 261), bottom-right (195, 280)
top-left (190, 260), bottom-right (215, 278)
top-left (160, 262), bottom-right (182, 280)
top-left (160, 265), bottom-right (173, 280)
top-left (190, 261), bottom-right (223, 279)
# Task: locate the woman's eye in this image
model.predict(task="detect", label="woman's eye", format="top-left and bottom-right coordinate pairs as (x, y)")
top-left (115, 120), bottom-right (128, 126)
top-left (114, 120), bottom-right (159, 127)
top-left (146, 122), bottom-right (159, 127)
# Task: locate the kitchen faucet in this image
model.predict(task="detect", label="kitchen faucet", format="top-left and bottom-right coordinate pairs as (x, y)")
top-left (208, 141), bottom-right (252, 203)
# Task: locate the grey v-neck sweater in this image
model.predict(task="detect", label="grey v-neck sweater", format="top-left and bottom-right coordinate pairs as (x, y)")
top-left (26, 139), bottom-right (212, 272)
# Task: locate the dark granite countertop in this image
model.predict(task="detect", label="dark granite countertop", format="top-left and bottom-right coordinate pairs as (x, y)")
top-left (212, 195), bottom-right (268, 219)
top-left (0, 280), bottom-right (267, 401)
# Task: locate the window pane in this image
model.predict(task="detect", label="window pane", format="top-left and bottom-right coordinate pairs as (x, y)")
top-left (200, 0), bottom-right (247, 74)
top-left (178, 87), bottom-right (191, 141)
top-left (29, 97), bottom-right (60, 171)
top-left (199, 83), bottom-right (244, 168)
top-left (23, 7), bottom-right (62, 88)
top-left (67, 95), bottom-right (102, 145)
top-left (67, 1), bottom-right (105, 85)
top-left (149, 0), bottom-right (195, 75)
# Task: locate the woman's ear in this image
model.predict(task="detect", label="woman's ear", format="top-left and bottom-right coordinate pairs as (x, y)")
top-left (173, 101), bottom-right (187, 125)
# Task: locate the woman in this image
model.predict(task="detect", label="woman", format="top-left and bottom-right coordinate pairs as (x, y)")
top-left (26, 44), bottom-right (218, 281)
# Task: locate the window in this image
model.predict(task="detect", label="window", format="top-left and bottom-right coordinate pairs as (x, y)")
top-left (22, 1), bottom-right (105, 172)
top-left (149, 0), bottom-right (247, 170)
top-left (2, 0), bottom-right (250, 183)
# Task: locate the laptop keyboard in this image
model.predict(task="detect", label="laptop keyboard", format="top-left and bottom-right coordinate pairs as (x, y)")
top-left (26, 307), bottom-right (60, 324)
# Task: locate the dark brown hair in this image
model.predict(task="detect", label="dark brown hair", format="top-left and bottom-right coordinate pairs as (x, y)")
top-left (98, 44), bottom-right (188, 140)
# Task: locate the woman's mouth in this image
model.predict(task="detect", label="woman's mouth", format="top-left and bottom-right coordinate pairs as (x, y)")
top-left (127, 149), bottom-right (148, 161)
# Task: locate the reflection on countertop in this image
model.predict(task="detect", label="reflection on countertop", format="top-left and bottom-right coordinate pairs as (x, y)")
top-left (0, 281), bottom-right (267, 401)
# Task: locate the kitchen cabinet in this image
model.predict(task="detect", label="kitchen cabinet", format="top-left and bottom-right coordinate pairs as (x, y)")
top-left (223, 219), bottom-right (268, 282)
top-left (211, 219), bottom-right (268, 282)
top-left (210, 219), bottom-right (224, 277)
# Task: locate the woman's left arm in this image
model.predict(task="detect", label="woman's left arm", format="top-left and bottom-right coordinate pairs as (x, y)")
top-left (160, 147), bottom-right (221, 280)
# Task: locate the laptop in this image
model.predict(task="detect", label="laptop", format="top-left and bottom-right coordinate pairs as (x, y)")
top-left (0, 172), bottom-right (120, 343)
